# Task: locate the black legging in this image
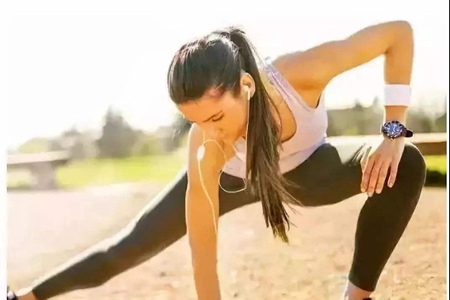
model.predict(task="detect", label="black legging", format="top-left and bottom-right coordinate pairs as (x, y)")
top-left (29, 141), bottom-right (426, 299)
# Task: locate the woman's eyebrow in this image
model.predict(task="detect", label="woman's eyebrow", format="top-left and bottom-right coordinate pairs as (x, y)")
top-left (201, 110), bottom-right (223, 123)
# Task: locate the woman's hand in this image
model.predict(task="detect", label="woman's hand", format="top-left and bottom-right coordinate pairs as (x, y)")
top-left (361, 137), bottom-right (406, 197)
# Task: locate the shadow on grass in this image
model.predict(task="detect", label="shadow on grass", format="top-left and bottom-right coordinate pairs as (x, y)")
top-left (425, 170), bottom-right (447, 187)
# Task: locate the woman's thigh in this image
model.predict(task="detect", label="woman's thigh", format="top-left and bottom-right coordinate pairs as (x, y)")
top-left (283, 141), bottom-right (370, 207)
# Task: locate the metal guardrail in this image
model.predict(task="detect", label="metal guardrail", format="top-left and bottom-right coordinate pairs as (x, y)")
top-left (7, 151), bottom-right (71, 167)
top-left (7, 151), bottom-right (72, 190)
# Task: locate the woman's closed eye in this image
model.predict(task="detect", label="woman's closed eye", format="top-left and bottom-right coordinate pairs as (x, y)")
top-left (212, 114), bottom-right (224, 122)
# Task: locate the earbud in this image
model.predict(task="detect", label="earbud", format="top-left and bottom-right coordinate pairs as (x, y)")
top-left (197, 145), bottom-right (206, 160)
top-left (246, 88), bottom-right (251, 101)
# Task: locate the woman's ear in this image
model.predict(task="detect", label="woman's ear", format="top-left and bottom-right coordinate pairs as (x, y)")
top-left (246, 87), bottom-right (251, 101)
top-left (240, 72), bottom-right (255, 99)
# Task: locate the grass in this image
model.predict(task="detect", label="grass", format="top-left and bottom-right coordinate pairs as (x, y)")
top-left (423, 155), bottom-right (447, 187)
top-left (7, 154), bottom-right (446, 190)
top-left (56, 154), bottom-right (186, 188)
top-left (424, 155), bottom-right (447, 174)
top-left (56, 155), bottom-right (448, 188)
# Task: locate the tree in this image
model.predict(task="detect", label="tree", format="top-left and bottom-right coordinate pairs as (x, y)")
top-left (435, 112), bottom-right (447, 132)
top-left (97, 107), bottom-right (139, 158)
top-left (173, 113), bottom-right (191, 136)
top-left (17, 138), bottom-right (50, 153)
top-left (170, 113), bottom-right (192, 148)
top-left (407, 109), bottom-right (435, 133)
top-left (132, 132), bottom-right (164, 156)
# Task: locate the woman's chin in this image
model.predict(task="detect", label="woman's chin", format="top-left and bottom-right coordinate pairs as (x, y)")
top-left (222, 135), bottom-right (239, 145)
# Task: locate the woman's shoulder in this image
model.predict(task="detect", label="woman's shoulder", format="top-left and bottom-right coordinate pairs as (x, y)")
top-left (186, 125), bottom-right (234, 179)
top-left (265, 52), bottom-right (325, 108)
top-left (268, 52), bottom-right (312, 87)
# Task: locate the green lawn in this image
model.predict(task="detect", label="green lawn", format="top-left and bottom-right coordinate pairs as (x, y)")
top-left (7, 154), bottom-right (446, 190)
top-left (424, 155), bottom-right (447, 174)
top-left (53, 154), bottom-right (450, 188)
top-left (56, 155), bottom-right (186, 188)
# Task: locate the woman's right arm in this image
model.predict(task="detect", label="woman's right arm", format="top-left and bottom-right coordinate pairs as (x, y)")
top-left (185, 125), bottom-right (229, 300)
top-left (13, 125), bottom-right (227, 300)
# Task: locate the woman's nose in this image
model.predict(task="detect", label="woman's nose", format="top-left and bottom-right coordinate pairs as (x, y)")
top-left (203, 126), bottom-right (223, 138)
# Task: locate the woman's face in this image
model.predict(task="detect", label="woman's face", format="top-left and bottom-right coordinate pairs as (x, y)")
top-left (177, 74), bottom-right (254, 144)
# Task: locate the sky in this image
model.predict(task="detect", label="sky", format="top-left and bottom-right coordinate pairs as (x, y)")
top-left (6, 1), bottom-right (449, 149)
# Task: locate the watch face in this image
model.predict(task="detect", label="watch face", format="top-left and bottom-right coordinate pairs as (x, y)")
top-left (383, 121), bottom-right (403, 138)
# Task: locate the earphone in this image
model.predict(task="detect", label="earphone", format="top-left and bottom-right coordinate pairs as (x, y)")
top-left (196, 87), bottom-right (251, 235)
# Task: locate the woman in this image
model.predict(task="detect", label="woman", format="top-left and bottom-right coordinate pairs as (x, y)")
top-left (10, 20), bottom-right (426, 300)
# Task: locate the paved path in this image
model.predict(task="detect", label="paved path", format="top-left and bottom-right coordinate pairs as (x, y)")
top-left (7, 186), bottom-right (447, 299)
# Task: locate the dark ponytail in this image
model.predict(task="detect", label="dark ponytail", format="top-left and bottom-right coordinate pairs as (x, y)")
top-left (168, 26), bottom-right (299, 243)
top-left (221, 27), bottom-right (299, 243)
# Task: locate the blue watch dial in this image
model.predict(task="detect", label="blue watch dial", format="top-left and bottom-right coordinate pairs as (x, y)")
top-left (382, 121), bottom-right (404, 139)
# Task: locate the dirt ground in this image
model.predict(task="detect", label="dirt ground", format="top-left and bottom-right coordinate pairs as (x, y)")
top-left (7, 184), bottom-right (447, 300)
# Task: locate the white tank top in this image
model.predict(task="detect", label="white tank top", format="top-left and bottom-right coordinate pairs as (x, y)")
top-left (222, 58), bottom-right (328, 178)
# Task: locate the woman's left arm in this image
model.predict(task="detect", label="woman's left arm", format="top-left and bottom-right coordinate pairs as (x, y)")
top-left (277, 20), bottom-right (414, 100)
top-left (277, 20), bottom-right (414, 195)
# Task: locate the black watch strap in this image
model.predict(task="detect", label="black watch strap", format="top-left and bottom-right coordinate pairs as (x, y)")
top-left (406, 129), bottom-right (413, 137)
top-left (403, 127), bottom-right (414, 138)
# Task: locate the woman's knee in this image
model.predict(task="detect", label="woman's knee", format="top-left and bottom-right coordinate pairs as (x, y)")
top-left (396, 142), bottom-right (427, 188)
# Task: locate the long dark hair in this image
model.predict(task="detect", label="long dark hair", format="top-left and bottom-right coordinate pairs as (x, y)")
top-left (167, 26), bottom-right (298, 243)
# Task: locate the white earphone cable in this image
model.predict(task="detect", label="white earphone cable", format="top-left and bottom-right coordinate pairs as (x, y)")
top-left (196, 89), bottom-right (251, 235)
